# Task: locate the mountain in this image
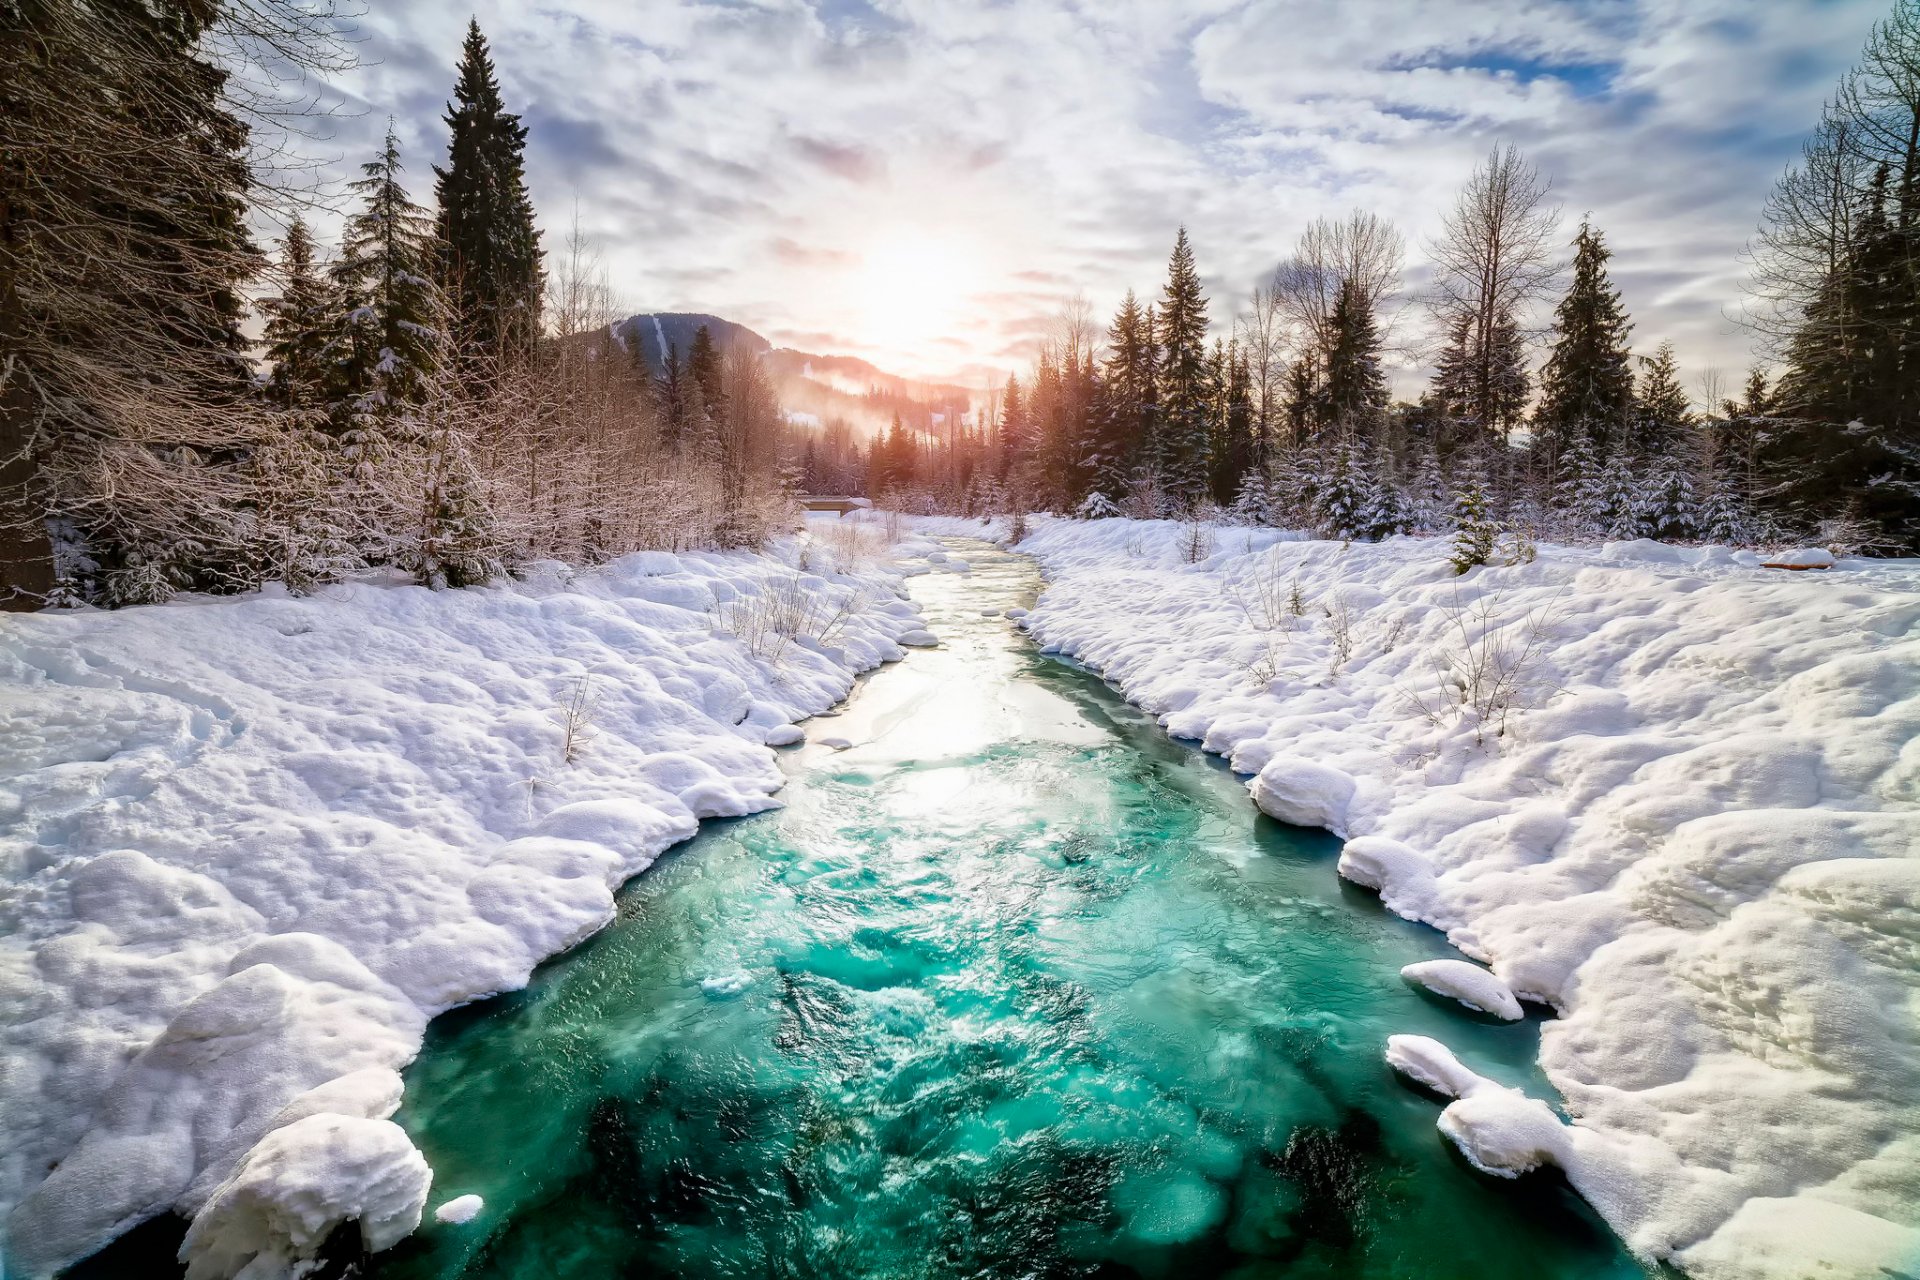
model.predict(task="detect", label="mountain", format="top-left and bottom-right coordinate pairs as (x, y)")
top-left (611, 313), bottom-right (770, 375)
top-left (608, 312), bottom-right (976, 436)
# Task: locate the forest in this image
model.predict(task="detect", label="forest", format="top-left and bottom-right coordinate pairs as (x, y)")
top-left (4, 0), bottom-right (1919, 617)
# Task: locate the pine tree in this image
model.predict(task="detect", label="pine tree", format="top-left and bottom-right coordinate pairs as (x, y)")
top-left (1637, 450), bottom-right (1699, 542)
top-left (328, 126), bottom-right (443, 420)
top-left (1103, 291), bottom-right (1158, 488)
top-left (655, 343), bottom-right (689, 450)
top-left (1598, 446), bottom-right (1641, 538)
top-left (1552, 434), bottom-right (1608, 538)
top-left (1322, 279), bottom-right (1388, 426)
top-left (687, 324), bottom-right (727, 426)
top-left (3, 0), bottom-right (264, 605)
top-left (1156, 228), bottom-right (1213, 511)
top-left (1633, 340), bottom-right (1693, 457)
top-left (434, 19), bottom-right (543, 364)
top-left (1534, 222), bottom-right (1635, 473)
top-left (1449, 484), bottom-right (1497, 573)
top-left (262, 219), bottom-right (333, 412)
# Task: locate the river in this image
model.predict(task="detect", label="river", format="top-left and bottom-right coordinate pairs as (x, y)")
top-left (71, 540), bottom-right (1650, 1279)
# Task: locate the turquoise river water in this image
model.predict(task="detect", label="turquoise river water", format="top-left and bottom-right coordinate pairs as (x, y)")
top-left (74, 541), bottom-right (1653, 1279)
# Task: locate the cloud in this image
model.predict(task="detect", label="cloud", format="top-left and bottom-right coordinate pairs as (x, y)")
top-left (299, 0), bottom-right (1882, 388)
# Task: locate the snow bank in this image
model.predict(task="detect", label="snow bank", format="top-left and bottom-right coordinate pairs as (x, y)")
top-left (990, 514), bottom-right (1920, 1277)
top-left (0, 541), bottom-right (929, 1277)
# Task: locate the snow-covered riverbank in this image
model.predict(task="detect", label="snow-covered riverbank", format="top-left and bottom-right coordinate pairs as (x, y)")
top-left (916, 513), bottom-right (1920, 1280)
top-left (0, 533), bottom-right (937, 1278)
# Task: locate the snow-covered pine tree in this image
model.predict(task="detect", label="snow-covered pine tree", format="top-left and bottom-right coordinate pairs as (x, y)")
top-left (1103, 290), bottom-right (1158, 497)
top-left (1449, 483), bottom-right (1497, 573)
top-left (1636, 452), bottom-right (1699, 542)
top-left (1534, 222), bottom-right (1634, 475)
top-left (1599, 446), bottom-right (1642, 539)
top-left (1551, 434), bottom-right (1608, 539)
top-left (1632, 340), bottom-right (1693, 458)
top-left (1155, 228), bottom-right (1214, 512)
top-left (1313, 433), bottom-right (1380, 541)
top-left (434, 19), bottom-right (544, 365)
top-left (262, 219), bottom-right (334, 411)
top-left (328, 126), bottom-right (444, 422)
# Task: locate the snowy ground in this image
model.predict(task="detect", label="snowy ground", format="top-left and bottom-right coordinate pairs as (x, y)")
top-left (912, 512), bottom-right (1920, 1280)
top-left (0, 527), bottom-right (942, 1278)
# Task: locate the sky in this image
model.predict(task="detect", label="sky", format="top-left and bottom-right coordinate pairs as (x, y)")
top-left (303, 0), bottom-right (1888, 398)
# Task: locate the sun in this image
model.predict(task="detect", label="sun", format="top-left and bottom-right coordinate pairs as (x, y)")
top-left (855, 232), bottom-right (975, 371)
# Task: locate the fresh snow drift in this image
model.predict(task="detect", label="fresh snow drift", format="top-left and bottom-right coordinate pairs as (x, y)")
top-left (0, 533), bottom-right (940, 1277)
top-left (917, 513), bottom-right (1920, 1280)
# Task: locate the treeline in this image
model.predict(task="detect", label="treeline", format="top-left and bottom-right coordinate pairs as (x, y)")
top-left (873, 1), bottom-right (1920, 556)
top-left (2, 7), bottom-right (794, 610)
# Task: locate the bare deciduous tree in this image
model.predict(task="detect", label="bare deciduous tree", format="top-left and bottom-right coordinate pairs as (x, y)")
top-left (1424, 144), bottom-right (1561, 438)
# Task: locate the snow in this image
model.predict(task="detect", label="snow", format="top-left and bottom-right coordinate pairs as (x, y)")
top-left (180, 1114), bottom-right (430, 1280)
top-left (0, 540), bottom-right (932, 1277)
top-left (1399, 959), bottom-right (1523, 1020)
top-left (432, 1194), bottom-right (483, 1225)
top-left (1385, 1035), bottom-right (1572, 1179)
top-left (938, 513), bottom-right (1920, 1278)
top-left (1248, 756), bottom-right (1356, 836)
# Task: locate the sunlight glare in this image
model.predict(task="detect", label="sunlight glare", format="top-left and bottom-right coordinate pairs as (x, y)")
top-left (855, 232), bottom-right (976, 371)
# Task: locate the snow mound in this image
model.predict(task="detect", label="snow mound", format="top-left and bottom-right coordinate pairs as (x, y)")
top-left (1386, 1035), bottom-right (1569, 1178)
top-left (180, 1114), bottom-right (430, 1280)
top-left (897, 628), bottom-right (940, 647)
top-left (1248, 756), bottom-right (1356, 836)
top-left (0, 538), bottom-right (926, 1275)
top-left (1400, 960), bottom-right (1522, 1020)
top-left (1004, 514), bottom-right (1920, 1276)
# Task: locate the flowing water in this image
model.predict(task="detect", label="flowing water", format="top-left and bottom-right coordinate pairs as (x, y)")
top-left (70, 542), bottom-right (1649, 1279)
top-left (358, 542), bottom-right (1646, 1280)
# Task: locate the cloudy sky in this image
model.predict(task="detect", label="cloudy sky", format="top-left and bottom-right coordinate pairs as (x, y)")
top-left (309, 0), bottom-right (1883, 395)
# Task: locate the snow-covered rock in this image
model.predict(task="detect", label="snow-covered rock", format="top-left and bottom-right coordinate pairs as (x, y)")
top-left (897, 628), bottom-right (940, 647)
top-left (1399, 960), bottom-right (1523, 1020)
top-left (0, 539), bottom-right (926, 1276)
top-left (975, 513), bottom-right (1920, 1278)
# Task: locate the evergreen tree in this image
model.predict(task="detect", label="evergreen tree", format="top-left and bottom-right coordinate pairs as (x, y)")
top-left (687, 324), bottom-right (727, 426)
top-left (1156, 228), bottom-right (1214, 510)
top-left (328, 127), bottom-right (443, 420)
top-left (1552, 434), bottom-right (1608, 538)
top-left (1449, 483), bottom-right (1497, 573)
top-left (1598, 446), bottom-right (1641, 538)
top-left (1322, 279), bottom-right (1388, 426)
top-left (655, 343), bottom-right (689, 450)
top-left (1637, 450), bottom-right (1700, 541)
top-left (1633, 340), bottom-right (1693, 457)
top-left (434, 20), bottom-right (543, 363)
top-left (2, 0), bottom-right (262, 605)
top-left (1534, 222), bottom-right (1635, 472)
top-left (1211, 342), bottom-right (1254, 505)
top-left (1103, 291), bottom-right (1158, 491)
top-left (261, 219), bottom-right (333, 411)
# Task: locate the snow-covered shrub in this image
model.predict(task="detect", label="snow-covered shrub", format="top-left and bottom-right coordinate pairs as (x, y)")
top-left (1407, 590), bottom-right (1560, 743)
top-left (711, 573), bottom-right (866, 665)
